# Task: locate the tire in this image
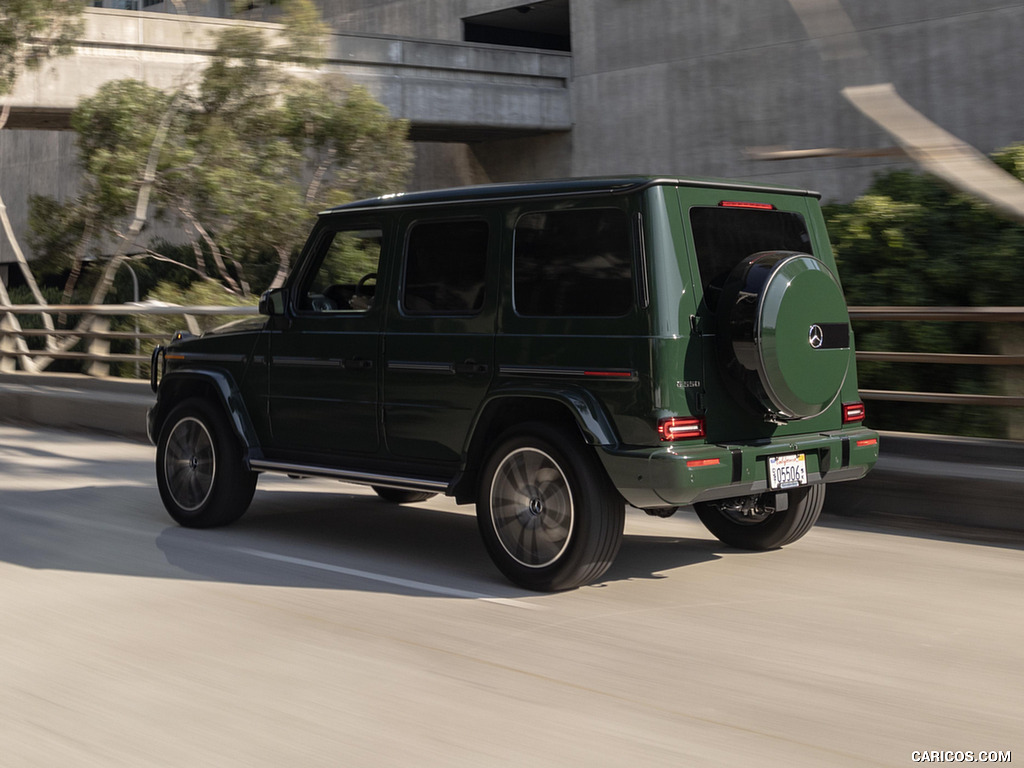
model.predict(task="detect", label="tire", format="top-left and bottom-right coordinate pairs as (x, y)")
top-left (372, 486), bottom-right (437, 504)
top-left (477, 423), bottom-right (624, 592)
top-left (694, 483), bottom-right (825, 550)
top-left (156, 397), bottom-right (257, 528)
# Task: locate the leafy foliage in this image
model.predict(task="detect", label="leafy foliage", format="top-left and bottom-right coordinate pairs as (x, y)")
top-left (29, 11), bottom-right (412, 304)
top-left (135, 279), bottom-right (258, 379)
top-left (825, 145), bottom-right (1024, 437)
top-left (0, 0), bottom-right (84, 96)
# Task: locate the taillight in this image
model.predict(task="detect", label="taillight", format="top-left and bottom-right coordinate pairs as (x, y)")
top-left (843, 402), bottom-right (866, 423)
top-left (658, 417), bottom-right (705, 441)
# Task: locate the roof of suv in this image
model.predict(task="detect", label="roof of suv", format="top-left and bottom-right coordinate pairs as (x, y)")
top-left (321, 176), bottom-right (821, 215)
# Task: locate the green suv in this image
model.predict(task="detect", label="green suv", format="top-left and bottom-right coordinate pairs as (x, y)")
top-left (148, 177), bottom-right (878, 591)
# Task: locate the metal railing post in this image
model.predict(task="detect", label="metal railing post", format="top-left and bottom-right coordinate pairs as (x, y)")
top-left (993, 324), bottom-right (1024, 440)
top-left (85, 316), bottom-right (110, 377)
top-left (0, 312), bottom-right (17, 373)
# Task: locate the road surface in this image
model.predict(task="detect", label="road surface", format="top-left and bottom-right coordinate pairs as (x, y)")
top-left (1, 424), bottom-right (1020, 766)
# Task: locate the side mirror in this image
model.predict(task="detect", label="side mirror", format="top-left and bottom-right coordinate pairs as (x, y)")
top-left (259, 288), bottom-right (286, 316)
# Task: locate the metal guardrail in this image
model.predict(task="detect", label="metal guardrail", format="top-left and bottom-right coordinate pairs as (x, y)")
top-left (1, 303), bottom-right (1022, 406)
top-left (848, 306), bottom-right (1024, 408)
top-left (0, 303), bottom-right (258, 374)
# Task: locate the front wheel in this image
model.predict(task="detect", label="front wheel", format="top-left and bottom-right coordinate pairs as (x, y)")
top-left (694, 483), bottom-right (825, 550)
top-left (156, 398), bottom-right (257, 528)
top-left (477, 423), bottom-right (624, 592)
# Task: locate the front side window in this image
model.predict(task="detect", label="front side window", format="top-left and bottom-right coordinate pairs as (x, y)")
top-left (301, 227), bottom-right (382, 313)
top-left (689, 207), bottom-right (811, 310)
top-left (402, 219), bottom-right (488, 315)
top-left (513, 208), bottom-right (633, 317)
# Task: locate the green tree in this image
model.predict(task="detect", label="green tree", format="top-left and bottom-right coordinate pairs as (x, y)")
top-left (824, 144), bottom-right (1024, 437)
top-left (30, 17), bottom-right (412, 304)
top-left (1, 0), bottom-right (85, 371)
top-left (1, 0), bottom-right (84, 96)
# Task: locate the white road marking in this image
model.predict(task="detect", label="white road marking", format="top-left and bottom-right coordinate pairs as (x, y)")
top-left (233, 547), bottom-right (543, 610)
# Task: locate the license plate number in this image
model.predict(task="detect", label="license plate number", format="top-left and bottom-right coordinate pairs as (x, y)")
top-left (768, 453), bottom-right (807, 490)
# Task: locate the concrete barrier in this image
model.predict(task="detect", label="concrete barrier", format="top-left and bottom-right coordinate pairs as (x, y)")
top-left (2, 371), bottom-right (1022, 534)
top-left (0, 371), bottom-right (153, 442)
top-left (823, 432), bottom-right (1024, 533)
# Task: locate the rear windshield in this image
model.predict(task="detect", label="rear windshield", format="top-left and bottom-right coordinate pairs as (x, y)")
top-left (689, 207), bottom-right (811, 309)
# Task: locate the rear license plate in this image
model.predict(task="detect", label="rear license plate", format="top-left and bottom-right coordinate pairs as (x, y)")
top-left (768, 453), bottom-right (807, 490)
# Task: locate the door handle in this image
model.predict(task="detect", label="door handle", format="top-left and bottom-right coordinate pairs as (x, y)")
top-left (454, 360), bottom-right (489, 375)
top-left (343, 358), bottom-right (374, 370)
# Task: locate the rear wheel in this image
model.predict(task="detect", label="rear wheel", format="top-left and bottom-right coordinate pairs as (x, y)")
top-left (156, 398), bottom-right (257, 528)
top-left (372, 486), bottom-right (437, 504)
top-left (694, 483), bottom-right (825, 550)
top-left (477, 423), bottom-right (624, 591)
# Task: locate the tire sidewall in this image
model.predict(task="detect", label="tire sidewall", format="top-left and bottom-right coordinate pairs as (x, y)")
top-left (156, 397), bottom-right (255, 528)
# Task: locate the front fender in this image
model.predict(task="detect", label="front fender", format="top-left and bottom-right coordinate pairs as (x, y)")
top-left (148, 368), bottom-right (261, 459)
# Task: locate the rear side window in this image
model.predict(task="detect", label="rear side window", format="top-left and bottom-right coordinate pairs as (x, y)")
top-left (514, 208), bottom-right (633, 317)
top-left (402, 219), bottom-right (488, 315)
top-left (689, 207), bottom-right (811, 309)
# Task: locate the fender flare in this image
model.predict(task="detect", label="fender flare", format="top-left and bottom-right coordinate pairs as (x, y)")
top-left (149, 368), bottom-right (261, 458)
top-left (469, 385), bottom-right (622, 449)
top-left (449, 385), bottom-right (621, 504)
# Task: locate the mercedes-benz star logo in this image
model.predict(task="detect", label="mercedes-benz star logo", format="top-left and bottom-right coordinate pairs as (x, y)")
top-left (808, 324), bottom-right (824, 349)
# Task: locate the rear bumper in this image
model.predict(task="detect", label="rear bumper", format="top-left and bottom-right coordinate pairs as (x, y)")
top-left (598, 428), bottom-right (880, 509)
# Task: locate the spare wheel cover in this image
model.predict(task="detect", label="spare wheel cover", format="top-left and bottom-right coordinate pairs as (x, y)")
top-left (753, 252), bottom-right (851, 419)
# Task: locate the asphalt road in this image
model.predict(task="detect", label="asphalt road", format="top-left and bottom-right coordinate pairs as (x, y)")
top-left (1, 424), bottom-right (1021, 767)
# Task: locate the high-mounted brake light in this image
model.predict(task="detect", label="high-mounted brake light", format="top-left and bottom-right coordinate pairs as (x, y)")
top-left (658, 416), bottom-right (705, 441)
top-left (843, 402), bottom-right (866, 423)
top-left (719, 201), bottom-right (776, 210)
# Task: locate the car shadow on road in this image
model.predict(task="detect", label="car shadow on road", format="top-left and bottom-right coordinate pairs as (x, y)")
top-left (0, 481), bottom-right (723, 599)
top-left (155, 488), bottom-right (725, 597)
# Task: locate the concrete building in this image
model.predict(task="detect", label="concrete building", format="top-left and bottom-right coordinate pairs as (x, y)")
top-left (319, 0), bottom-right (1024, 201)
top-left (3, 0), bottom-right (1024, 278)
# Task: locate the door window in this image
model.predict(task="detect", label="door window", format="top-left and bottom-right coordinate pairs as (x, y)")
top-left (401, 219), bottom-right (489, 315)
top-left (300, 227), bottom-right (383, 313)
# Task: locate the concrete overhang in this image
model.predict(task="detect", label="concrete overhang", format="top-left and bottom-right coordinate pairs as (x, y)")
top-left (5, 8), bottom-right (572, 141)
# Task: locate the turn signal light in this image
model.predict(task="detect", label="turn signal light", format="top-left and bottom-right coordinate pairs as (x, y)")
top-left (658, 417), bottom-right (705, 441)
top-left (842, 402), bottom-right (866, 423)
